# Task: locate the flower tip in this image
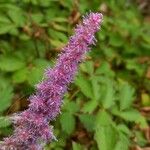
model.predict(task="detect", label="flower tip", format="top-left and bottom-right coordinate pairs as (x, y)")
top-left (91, 12), bottom-right (103, 23)
top-left (83, 12), bottom-right (103, 30)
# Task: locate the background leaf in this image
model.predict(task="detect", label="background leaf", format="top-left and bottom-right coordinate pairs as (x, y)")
top-left (0, 56), bottom-right (25, 72)
top-left (60, 112), bottom-right (75, 135)
top-left (0, 117), bottom-right (11, 128)
top-left (75, 74), bottom-right (93, 99)
top-left (118, 81), bottom-right (135, 110)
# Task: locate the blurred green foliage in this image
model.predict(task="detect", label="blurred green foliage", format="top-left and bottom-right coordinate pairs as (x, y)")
top-left (0, 0), bottom-right (150, 150)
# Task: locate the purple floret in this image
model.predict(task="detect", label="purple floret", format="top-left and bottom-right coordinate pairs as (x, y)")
top-left (0, 12), bottom-right (103, 150)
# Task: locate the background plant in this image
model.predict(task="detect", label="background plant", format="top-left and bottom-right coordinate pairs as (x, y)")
top-left (0, 0), bottom-right (150, 150)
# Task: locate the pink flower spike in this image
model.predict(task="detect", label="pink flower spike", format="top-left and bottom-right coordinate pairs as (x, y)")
top-left (0, 12), bottom-right (103, 149)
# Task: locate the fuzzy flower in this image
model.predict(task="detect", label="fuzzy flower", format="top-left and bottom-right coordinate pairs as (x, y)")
top-left (0, 12), bottom-right (103, 150)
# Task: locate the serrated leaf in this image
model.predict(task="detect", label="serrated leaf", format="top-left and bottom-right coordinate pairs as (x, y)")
top-left (135, 131), bottom-right (148, 146)
top-left (31, 13), bottom-right (44, 24)
top-left (118, 81), bottom-right (135, 110)
top-left (117, 124), bottom-right (131, 136)
top-left (96, 110), bottom-right (113, 126)
top-left (72, 142), bottom-right (84, 150)
top-left (0, 126), bottom-right (13, 136)
top-left (52, 17), bottom-right (68, 23)
top-left (95, 125), bottom-right (118, 150)
top-left (38, 0), bottom-right (52, 7)
top-left (0, 24), bottom-right (16, 34)
top-left (119, 109), bottom-right (142, 122)
top-left (95, 62), bottom-right (115, 78)
top-left (28, 59), bottom-right (50, 86)
top-left (82, 99), bottom-right (98, 113)
top-left (12, 68), bottom-right (29, 83)
top-left (91, 76), bottom-right (101, 101)
top-left (75, 74), bottom-right (93, 99)
top-left (126, 59), bottom-right (145, 76)
top-left (52, 23), bottom-right (68, 32)
top-left (27, 67), bottom-right (44, 86)
top-left (60, 112), bottom-right (75, 135)
top-left (114, 133), bottom-right (130, 150)
top-left (0, 14), bottom-right (11, 23)
top-left (112, 108), bottom-right (148, 127)
top-left (0, 85), bottom-right (13, 112)
top-left (49, 29), bottom-right (68, 43)
top-left (141, 93), bottom-right (150, 106)
top-left (34, 59), bottom-right (51, 68)
top-left (80, 61), bottom-right (94, 75)
top-left (101, 79), bottom-right (116, 109)
top-left (0, 56), bottom-right (25, 72)
top-left (79, 114), bottom-right (95, 132)
top-left (64, 101), bottom-right (79, 114)
top-left (7, 8), bottom-right (26, 26)
top-left (50, 39), bottom-right (65, 48)
top-left (0, 117), bottom-right (11, 128)
top-left (109, 33), bottom-right (124, 47)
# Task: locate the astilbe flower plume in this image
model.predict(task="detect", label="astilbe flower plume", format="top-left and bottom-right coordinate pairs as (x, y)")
top-left (0, 12), bottom-right (103, 150)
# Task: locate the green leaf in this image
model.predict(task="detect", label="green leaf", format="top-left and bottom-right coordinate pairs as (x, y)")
top-left (109, 33), bottom-right (124, 47)
top-left (112, 108), bottom-right (148, 127)
top-left (126, 59), bottom-right (146, 76)
top-left (0, 77), bottom-right (13, 112)
top-left (31, 13), bottom-right (44, 24)
top-left (0, 116), bottom-right (11, 128)
top-left (96, 110), bottom-right (113, 126)
top-left (101, 79), bottom-right (116, 109)
top-left (64, 101), bottom-right (79, 114)
top-left (38, 0), bottom-right (52, 7)
top-left (0, 56), bottom-right (25, 72)
top-left (49, 29), bottom-right (68, 43)
top-left (118, 81), bottom-right (135, 110)
top-left (72, 142), bottom-right (84, 150)
top-left (75, 74), bottom-right (93, 99)
top-left (95, 62), bottom-right (115, 78)
top-left (141, 93), bottom-right (150, 106)
top-left (27, 67), bottom-right (44, 86)
top-left (80, 61), bottom-right (94, 75)
top-left (0, 14), bottom-right (11, 23)
top-left (117, 124), bottom-right (131, 136)
top-left (95, 125), bottom-right (118, 150)
top-left (0, 88), bottom-right (13, 112)
top-left (114, 133), bottom-right (130, 150)
top-left (0, 14), bottom-right (16, 34)
top-left (52, 23), bottom-right (68, 32)
top-left (79, 114), bottom-right (95, 132)
top-left (95, 111), bottom-right (118, 150)
top-left (91, 76), bottom-right (101, 101)
top-left (12, 68), bottom-right (29, 83)
top-left (119, 109), bottom-right (142, 122)
top-left (0, 24), bottom-right (16, 34)
top-left (34, 59), bottom-right (51, 68)
top-left (50, 39), bottom-right (65, 48)
top-left (98, 28), bottom-right (106, 40)
top-left (135, 131), bottom-right (148, 147)
top-left (82, 99), bottom-right (98, 113)
top-left (27, 59), bottom-right (51, 86)
top-left (0, 126), bottom-right (13, 136)
top-left (7, 8), bottom-right (26, 26)
top-left (51, 17), bottom-right (68, 23)
top-left (60, 112), bottom-right (75, 135)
